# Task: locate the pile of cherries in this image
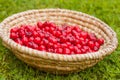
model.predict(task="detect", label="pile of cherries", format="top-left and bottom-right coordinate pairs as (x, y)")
top-left (10, 21), bottom-right (104, 55)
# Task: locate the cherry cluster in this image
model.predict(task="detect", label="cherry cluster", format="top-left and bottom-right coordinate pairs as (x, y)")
top-left (10, 21), bottom-right (104, 55)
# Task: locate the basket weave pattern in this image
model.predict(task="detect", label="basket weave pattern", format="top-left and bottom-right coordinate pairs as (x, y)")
top-left (0, 9), bottom-right (118, 74)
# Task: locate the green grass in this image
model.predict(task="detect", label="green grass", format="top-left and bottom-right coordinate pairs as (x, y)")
top-left (0, 0), bottom-right (120, 80)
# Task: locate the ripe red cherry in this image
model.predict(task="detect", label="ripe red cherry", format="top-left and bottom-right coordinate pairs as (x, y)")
top-left (61, 43), bottom-right (68, 48)
top-left (64, 27), bottom-right (72, 34)
top-left (38, 45), bottom-right (46, 51)
top-left (55, 31), bottom-right (61, 37)
top-left (15, 38), bottom-right (23, 45)
top-left (22, 36), bottom-right (28, 45)
top-left (43, 39), bottom-right (49, 45)
top-left (49, 27), bottom-right (55, 33)
top-left (98, 38), bottom-right (104, 45)
top-left (81, 48), bottom-right (87, 53)
top-left (48, 37), bottom-right (57, 44)
top-left (33, 31), bottom-right (39, 37)
top-left (32, 43), bottom-right (39, 49)
top-left (27, 42), bottom-right (33, 48)
top-left (10, 27), bottom-right (19, 33)
top-left (19, 29), bottom-right (25, 38)
top-left (93, 46), bottom-right (99, 51)
top-left (39, 32), bottom-right (45, 39)
top-left (80, 31), bottom-right (88, 39)
top-left (60, 36), bottom-right (67, 43)
top-left (37, 21), bottom-right (43, 28)
top-left (74, 46), bottom-right (82, 54)
top-left (76, 44), bottom-right (82, 49)
top-left (71, 30), bottom-right (77, 36)
top-left (95, 42), bottom-right (100, 48)
top-left (34, 37), bottom-right (41, 44)
top-left (25, 31), bottom-right (32, 37)
top-left (44, 26), bottom-right (50, 31)
top-left (88, 41), bottom-right (94, 49)
top-left (73, 26), bottom-right (81, 32)
top-left (88, 33), bottom-right (97, 41)
top-left (63, 48), bottom-right (71, 55)
top-left (48, 48), bottom-right (54, 52)
top-left (10, 32), bottom-right (19, 39)
top-left (56, 48), bottom-right (63, 54)
top-left (29, 37), bottom-right (34, 42)
top-left (69, 46), bottom-right (74, 51)
top-left (83, 46), bottom-right (89, 52)
top-left (66, 42), bottom-right (71, 46)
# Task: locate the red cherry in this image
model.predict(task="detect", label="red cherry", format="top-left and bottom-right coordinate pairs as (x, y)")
top-left (43, 39), bottom-right (49, 45)
top-left (38, 45), bottom-right (46, 51)
top-left (49, 27), bottom-right (55, 33)
top-left (66, 42), bottom-right (71, 46)
top-left (25, 31), bottom-right (32, 37)
top-left (95, 42), bottom-right (100, 48)
top-left (33, 31), bottom-right (39, 37)
top-left (64, 27), bottom-right (72, 34)
top-left (81, 48), bottom-right (86, 53)
top-left (15, 38), bottom-right (23, 45)
top-left (10, 32), bottom-right (18, 39)
top-left (61, 31), bottom-right (67, 36)
top-left (79, 37), bottom-right (85, 45)
top-left (61, 43), bottom-right (68, 48)
top-left (63, 48), bottom-right (71, 55)
top-left (56, 48), bottom-right (63, 54)
top-left (53, 44), bottom-right (59, 49)
top-left (60, 36), bottom-right (67, 43)
top-left (83, 46), bottom-right (89, 52)
top-left (19, 29), bottom-right (25, 38)
top-left (22, 36), bottom-right (28, 46)
top-left (32, 43), bottom-right (39, 49)
top-left (48, 42), bottom-right (54, 47)
top-left (48, 37), bottom-right (57, 44)
top-left (35, 27), bottom-right (40, 31)
top-left (74, 46), bottom-right (82, 54)
top-left (67, 36), bottom-right (75, 43)
top-left (76, 44), bottom-right (82, 49)
top-left (88, 41), bottom-right (94, 49)
top-left (44, 26), bottom-right (50, 31)
top-left (42, 21), bottom-right (54, 27)
top-left (75, 39), bottom-right (80, 44)
top-left (27, 42), bottom-right (33, 48)
top-left (71, 30), bottom-right (77, 36)
top-left (88, 33), bottom-right (97, 41)
top-left (93, 46), bottom-right (99, 51)
top-left (29, 37), bottom-right (34, 42)
top-left (34, 37), bottom-right (41, 44)
top-left (48, 48), bottom-right (54, 52)
top-left (37, 21), bottom-right (43, 28)
top-left (98, 39), bottom-right (104, 45)
top-left (10, 27), bottom-right (19, 33)
top-left (80, 31), bottom-right (88, 39)
top-left (55, 31), bottom-right (61, 37)
top-left (69, 46), bottom-right (74, 51)
top-left (39, 32), bottom-right (45, 39)
top-left (73, 26), bottom-right (81, 32)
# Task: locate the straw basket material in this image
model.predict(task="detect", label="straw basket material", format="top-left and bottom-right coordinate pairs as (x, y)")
top-left (0, 9), bottom-right (118, 74)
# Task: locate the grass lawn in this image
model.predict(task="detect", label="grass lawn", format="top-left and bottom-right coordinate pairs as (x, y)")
top-left (0, 0), bottom-right (120, 80)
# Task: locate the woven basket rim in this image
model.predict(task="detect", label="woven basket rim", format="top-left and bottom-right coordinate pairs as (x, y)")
top-left (0, 8), bottom-right (118, 61)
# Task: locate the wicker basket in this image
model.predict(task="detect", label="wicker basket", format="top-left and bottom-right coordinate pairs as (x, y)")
top-left (0, 9), bottom-right (118, 74)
